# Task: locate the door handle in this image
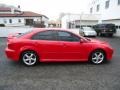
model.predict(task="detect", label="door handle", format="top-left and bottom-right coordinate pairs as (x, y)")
top-left (60, 43), bottom-right (66, 47)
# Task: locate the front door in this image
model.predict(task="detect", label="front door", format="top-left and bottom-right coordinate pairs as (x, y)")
top-left (57, 31), bottom-right (84, 61)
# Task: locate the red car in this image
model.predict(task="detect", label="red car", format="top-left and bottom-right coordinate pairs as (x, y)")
top-left (5, 28), bottom-right (113, 66)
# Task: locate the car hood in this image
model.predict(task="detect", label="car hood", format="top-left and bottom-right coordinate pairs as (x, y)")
top-left (88, 38), bottom-right (107, 44)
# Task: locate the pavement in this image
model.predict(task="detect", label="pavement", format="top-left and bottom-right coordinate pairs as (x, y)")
top-left (0, 37), bottom-right (120, 90)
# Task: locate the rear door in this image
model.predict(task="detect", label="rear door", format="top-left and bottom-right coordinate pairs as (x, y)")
top-left (31, 30), bottom-right (64, 61)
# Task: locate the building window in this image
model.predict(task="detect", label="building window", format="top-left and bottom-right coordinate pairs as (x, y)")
top-left (105, 0), bottom-right (110, 9)
top-left (96, 4), bottom-right (100, 12)
top-left (4, 19), bottom-right (7, 23)
top-left (119, 26), bottom-right (120, 29)
top-left (9, 19), bottom-right (12, 23)
top-left (118, 0), bottom-right (120, 5)
top-left (18, 19), bottom-right (21, 23)
top-left (90, 7), bottom-right (93, 13)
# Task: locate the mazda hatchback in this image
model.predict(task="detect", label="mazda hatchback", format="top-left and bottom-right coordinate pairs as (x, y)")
top-left (5, 28), bottom-right (113, 66)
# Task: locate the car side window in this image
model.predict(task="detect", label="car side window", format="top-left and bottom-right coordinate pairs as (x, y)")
top-left (57, 31), bottom-right (80, 42)
top-left (31, 30), bottom-right (57, 40)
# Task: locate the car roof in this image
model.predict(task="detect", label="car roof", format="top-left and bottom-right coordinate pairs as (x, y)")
top-left (32, 28), bottom-right (72, 33)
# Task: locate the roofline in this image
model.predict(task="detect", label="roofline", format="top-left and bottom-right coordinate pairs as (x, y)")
top-left (42, 15), bottom-right (49, 19)
top-left (0, 15), bottom-right (49, 18)
top-left (0, 16), bottom-right (42, 17)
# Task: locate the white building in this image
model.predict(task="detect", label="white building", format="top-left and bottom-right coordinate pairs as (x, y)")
top-left (61, 13), bottom-right (100, 29)
top-left (89, 0), bottom-right (120, 27)
top-left (0, 4), bottom-right (49, 27)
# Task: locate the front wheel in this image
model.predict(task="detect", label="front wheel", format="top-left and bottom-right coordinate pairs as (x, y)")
top-left (90, 50), bottom-right (106, 64)
top-left (21, 51), bottom-right (39, 66)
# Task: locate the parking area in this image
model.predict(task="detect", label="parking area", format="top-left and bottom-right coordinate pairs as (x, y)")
top-left (0, 37), bottom-right (120, 90)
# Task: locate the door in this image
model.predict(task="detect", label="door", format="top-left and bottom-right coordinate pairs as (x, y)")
top-left (31, 30), bottom-right (64, 61)
top-left (57, 31), bottom-right (85, 61)
top-left (25, 19), bottom-right (34, 26)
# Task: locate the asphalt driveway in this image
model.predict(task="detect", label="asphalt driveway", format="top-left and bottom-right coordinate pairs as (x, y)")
top-left (0, 37), bottom-right (120, 90)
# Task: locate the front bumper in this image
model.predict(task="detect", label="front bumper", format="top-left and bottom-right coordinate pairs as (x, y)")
top-left (106, 48), bottom-right (114, 61)
top-left (85, 33), bottom-right (96, 36)
top-left (5, 48), bottom-right (19, 61)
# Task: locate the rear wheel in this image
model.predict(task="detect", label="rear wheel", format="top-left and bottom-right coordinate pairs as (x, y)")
top-left (90, 50), bottom-right (106, 64)
top-left (21, 51), bottom-right (39, 66)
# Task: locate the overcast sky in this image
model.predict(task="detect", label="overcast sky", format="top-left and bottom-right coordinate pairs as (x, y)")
top-left (0, 0), bottom-right (91, 20)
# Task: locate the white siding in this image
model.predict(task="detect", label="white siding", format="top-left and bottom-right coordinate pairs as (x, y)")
top-left (0, 17), bottom-right (25, 26)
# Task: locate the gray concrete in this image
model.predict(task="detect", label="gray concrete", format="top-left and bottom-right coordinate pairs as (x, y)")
top-left (0, 37), bottom-right (120, 90)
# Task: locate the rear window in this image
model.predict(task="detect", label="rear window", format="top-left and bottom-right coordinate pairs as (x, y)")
top-left (94, 24), bottom-right (116, 29)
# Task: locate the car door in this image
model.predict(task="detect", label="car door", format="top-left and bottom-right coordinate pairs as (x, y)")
top-left (31, 30), bottom-right (64, 61)
top-left (57, 31), bottom-right (85, 61)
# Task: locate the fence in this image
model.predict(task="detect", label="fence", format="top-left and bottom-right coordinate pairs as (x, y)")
top-left (0, 27), bottom-right (32, 37)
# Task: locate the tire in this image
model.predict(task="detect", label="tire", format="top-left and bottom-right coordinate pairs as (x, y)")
top-left (97, 32), bottom-right (102, 36)
top-left (108, 33), bottom-right (113, 37)
top-left (21, 50), bottom-right (39, 66)
top-left (97, 32), bottom-right (99, 36)
top-left (89, 50), bottom-right (106, 65)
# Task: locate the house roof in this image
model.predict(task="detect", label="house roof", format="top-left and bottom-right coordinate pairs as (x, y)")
top-left (0, 7), bottom-right (11, 11)
top-left (0, 11), bottom-right (48, 19)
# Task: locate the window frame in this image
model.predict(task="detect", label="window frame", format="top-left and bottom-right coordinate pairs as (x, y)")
top-left (31, 30), bottom-right (57, 41)
top-left (90, 7), bottom-right (93, 13)
top-left (96, 4), bottom-right (100, 12)
top-left (9, 19), bottom-right (12, 23)
top-left (56, 31), bottom-right (80, 42)
top-left (118, 0), bottom-right (120, 5)
top-left (18, 19), bottom-right (21, 23)
top-left (105, 0), bottom-right (110, 9)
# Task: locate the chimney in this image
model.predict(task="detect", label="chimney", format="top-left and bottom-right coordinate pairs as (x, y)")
top-left (11, 8), bottom-right (15, 14)
top-left (18, 5), bottom-right (20, 9)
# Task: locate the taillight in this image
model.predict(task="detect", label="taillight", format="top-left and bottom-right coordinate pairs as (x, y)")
top-left (8, 43), bottom-right (12, 49)
top-left (7, 43), bottom-right (16, 49)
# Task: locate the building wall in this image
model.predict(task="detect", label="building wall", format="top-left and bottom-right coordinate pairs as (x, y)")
top-left (0, 17), bottom-right (25, 26)
top-left (0, 16), bottom-right (48, 27)
top-left (42, 16), bottom-right (49, 27)
top-left (75, 20), bottom-right (98, 26)
top-left (61, 14), bottom-right (82, 29)
top-left (61, 14), bottom-right (99, 29)
top-left (89, 0), bottom-right (120, 20)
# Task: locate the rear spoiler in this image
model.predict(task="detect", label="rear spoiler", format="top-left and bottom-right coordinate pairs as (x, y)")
top-left (7, 33), bottom-right (22, 41)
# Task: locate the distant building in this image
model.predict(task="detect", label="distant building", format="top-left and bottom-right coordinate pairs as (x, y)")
top-left (89, 0), bottom-right (120, 29)
top-left (0, 4), bottom-right (49, 27)
top-left (48, 20), bottom-right (61, 28)
top-left (61, 13), bottom-right (100, 29)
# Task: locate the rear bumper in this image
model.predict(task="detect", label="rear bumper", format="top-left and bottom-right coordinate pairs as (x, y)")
top-left (84, 34), bottom-right (97, 37)
top-left (5, 48), bottom-right (19, 61)
top-left (101, 32), bottom-right (114, 34)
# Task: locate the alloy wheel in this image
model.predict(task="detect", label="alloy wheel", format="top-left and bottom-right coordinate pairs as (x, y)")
top-left (91, 51), bottom-right (105, 64)
top-left (22, 51), bottom-right (37, 66)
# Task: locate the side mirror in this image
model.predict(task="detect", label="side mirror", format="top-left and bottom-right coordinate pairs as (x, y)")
top-left (80, 39), bottom-right (85, 43)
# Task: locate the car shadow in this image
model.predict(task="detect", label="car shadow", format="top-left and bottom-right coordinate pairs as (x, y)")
top-left (9, 60), bottom-right (111, 68)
